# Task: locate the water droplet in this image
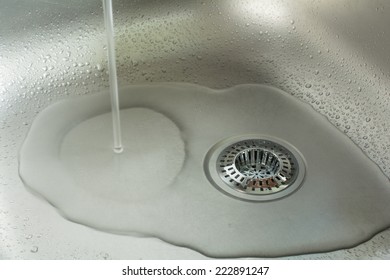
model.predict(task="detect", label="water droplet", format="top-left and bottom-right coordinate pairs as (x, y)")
top-left (30, 246), bottom-right (38, 253)
top-left (96, 64), bottom-right (104, 72)
top-left (358, 87), bottom-right (362, 92)
top-left (26, 234), bottom-right (33, 240)
top-left (365, 117), bottom-right (371, 122)
top-left (305, 83), bottom-right (312, 88)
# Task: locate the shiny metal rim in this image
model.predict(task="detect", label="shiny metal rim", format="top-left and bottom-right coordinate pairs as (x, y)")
top-left (204, 135), bottom-right (306, 202)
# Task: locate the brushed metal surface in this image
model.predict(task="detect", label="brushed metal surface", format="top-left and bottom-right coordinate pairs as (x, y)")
top-left (1, 0), bottom-right (389, 259)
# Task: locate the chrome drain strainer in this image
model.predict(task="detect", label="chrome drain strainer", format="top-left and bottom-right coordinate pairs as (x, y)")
top-left (204, 136), bottom-right (306, 201)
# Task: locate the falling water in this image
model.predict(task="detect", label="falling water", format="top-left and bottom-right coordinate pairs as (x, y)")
top-left (102, 0), bottom-right (123, 153)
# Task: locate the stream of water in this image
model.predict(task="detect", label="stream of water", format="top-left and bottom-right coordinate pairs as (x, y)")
top-left (103, 0), bottom-right (123, 154)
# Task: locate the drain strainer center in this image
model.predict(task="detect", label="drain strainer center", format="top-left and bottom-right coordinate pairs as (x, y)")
top-left (234, 148), bottom-right (281, 179)
top-left (205, 136), bottom-right (306, 201)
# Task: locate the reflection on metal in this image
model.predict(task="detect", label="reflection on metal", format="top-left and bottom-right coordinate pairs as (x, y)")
top-left (205, 136), bottom-right (306, 202)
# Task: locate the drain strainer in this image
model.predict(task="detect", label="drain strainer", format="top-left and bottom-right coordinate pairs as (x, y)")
top-left (204, 136), bottom-right (306, 201)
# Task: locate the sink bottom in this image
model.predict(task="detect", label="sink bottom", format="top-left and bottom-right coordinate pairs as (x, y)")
top-left (19, 83), bottom-right (390, 257)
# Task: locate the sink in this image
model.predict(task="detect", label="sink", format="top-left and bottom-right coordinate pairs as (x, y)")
top-left (1, 0), bottom-right (390, 259)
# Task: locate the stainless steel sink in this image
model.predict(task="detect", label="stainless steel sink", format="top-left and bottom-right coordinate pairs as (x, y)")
top-left (1, 0), bottom-right (390, 259)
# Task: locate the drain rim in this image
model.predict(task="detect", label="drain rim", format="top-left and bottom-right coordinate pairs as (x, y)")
top-left (204, 135), bottom-right (306, 202)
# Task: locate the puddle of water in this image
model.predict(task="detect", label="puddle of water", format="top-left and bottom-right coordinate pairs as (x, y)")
top-left (19, 83), bottom-right (390, 257)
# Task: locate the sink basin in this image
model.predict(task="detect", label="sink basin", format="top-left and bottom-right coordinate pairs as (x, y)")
top-left (1, 0), bottom-right (389, 259)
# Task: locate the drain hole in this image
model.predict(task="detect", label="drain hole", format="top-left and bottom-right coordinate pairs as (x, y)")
top-left (234, 148), bottom-right (280, 180)
top-left (214, 139), bottom-right (303, 198)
